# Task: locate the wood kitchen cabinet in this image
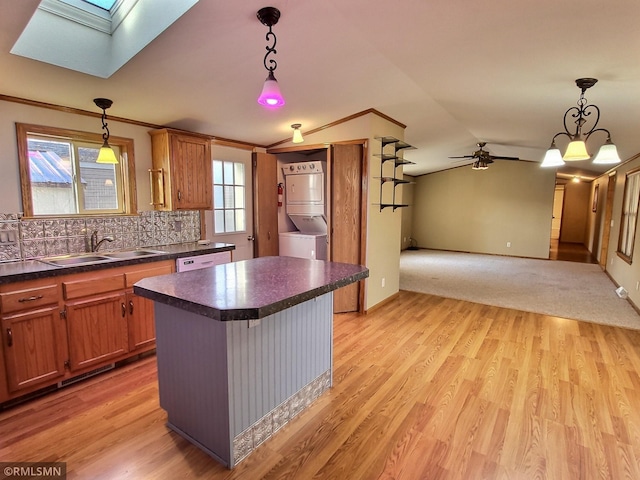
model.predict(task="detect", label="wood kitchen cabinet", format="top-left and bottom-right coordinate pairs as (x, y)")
top-left (62, 272), bottom-right (129, 371)
top-left (0, 279), bottom-right (66, 395)
top-left (0, 260), bottom-right (174, 404)
top-left (149, 128), bottom-right (213, 210)
top-left (124, 262), bottom-right (173, 352)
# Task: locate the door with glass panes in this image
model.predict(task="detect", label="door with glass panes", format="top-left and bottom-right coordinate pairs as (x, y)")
top-left (204, 147), bottom-right (254, 261)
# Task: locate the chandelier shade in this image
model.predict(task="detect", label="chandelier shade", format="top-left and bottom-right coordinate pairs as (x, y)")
top-left (258, 71), bottom-right (285, 107)
top-left (593, 140), bottom-right (621, 165)
top-left (563, 140), bottom-right (590, 161)
top-left (540, 143), bottom-right (565, 168)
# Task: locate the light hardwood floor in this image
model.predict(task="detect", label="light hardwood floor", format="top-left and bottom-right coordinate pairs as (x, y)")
top-left (2, 290), bottom-right (640, 479)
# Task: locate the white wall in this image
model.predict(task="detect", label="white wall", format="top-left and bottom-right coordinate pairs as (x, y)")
top-left (411, 161), bottom-right (556, 259)
top-left (599, 156), bottom-right (640, 306)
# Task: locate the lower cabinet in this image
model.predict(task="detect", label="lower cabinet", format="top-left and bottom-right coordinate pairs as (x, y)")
top-left (126, 292), bottom-right (156, 352)
top-left (65, 292), bottom-right (129, 371)
top-left (0, 259), bottom-right (174, 403)
top-left (1, 305), bottom-right (66, 393)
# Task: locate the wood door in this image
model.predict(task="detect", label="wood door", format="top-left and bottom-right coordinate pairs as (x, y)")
top-left (126, 292), bottom-right (155, 352)
top-left (599, 175), bottom-right (616, 269)
top-left (65, 292), bottom-right (128, 371)
top-left (171, 133), bottom-right (212, 210)
top-left (551, 185), bottom-right (564, 240)
top-left (331, 144), bottom-right (364, 313)
top-left (253, 152), bottom-right (279, 257)
top-left (1, 306), bottom-right (66, 392)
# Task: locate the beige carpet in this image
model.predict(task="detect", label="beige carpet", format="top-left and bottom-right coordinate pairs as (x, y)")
top-left (399, 249), bottom-right (640, 329)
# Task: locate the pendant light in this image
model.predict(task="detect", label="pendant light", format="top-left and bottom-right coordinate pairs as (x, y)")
top-left (291, 123), bottom-right (303, 143)
top-left (93, 98), bottom-right (118, 164)
top-left (541, 78), bottom-right (620, 167)
top-left (257, 7), bottom-right (285, 107)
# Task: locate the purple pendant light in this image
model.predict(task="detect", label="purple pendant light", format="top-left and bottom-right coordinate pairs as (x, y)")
top-left (257, 7), bottom-right (285, 107)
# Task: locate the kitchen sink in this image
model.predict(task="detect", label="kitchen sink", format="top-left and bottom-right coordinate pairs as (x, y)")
top-left (39, 254), bottom-right (112, 267)
top-left (102, 249), bottom-right (166, 259)
top-left (38, 249), bottom-right (166, 267)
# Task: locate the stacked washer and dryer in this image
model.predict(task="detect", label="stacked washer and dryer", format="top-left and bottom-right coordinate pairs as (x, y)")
top-left (279, 161), bottom-right (328, 260)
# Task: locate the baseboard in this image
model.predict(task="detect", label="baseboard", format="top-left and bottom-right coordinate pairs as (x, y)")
top-left (364, 291), bottom-right (400, 314)
top-left (604, 270), bottom-right (640, 316)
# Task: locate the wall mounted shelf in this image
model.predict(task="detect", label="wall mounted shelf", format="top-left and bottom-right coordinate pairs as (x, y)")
top-left (374, 136), bottom-right (415, 211)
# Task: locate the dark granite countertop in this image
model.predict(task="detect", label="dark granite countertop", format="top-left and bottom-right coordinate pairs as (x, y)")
top-left (0, 242), bottom-right (235, 284)
top-left (134, 256), bottom-right (369, 321)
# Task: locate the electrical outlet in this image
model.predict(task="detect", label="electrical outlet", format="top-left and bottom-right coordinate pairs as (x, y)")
top-left (382, 277), bottom-right (385, 288)
top-left (506, 242), bottom-right (511, 248)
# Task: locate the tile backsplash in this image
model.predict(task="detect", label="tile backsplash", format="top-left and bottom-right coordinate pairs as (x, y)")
top-left (0, 211), bottom-right (201, 263)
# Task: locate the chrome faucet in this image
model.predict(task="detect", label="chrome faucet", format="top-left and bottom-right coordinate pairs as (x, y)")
top-left (90, 230), bottom-right (114, 252)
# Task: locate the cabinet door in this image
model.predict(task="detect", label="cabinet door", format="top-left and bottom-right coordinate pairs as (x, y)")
top-left (66, 292), bottom-right (128, 371)
top-left (1, 306), bottom-right (66, 393)
top-left (171, 134), bottom-right (212, 209)
top-left (126, 292), bottom-right (155, 352)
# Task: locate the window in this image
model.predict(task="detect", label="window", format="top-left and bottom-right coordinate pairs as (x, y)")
top-left (617, 169), bottom-right (640, 263)
top-left (213, 160), bottom-right (246, 233)
top-left (17, 123), bottom-right (137, 217)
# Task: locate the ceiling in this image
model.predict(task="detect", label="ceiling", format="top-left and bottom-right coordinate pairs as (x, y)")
top-left (1, 0), bottom-right (639, 177)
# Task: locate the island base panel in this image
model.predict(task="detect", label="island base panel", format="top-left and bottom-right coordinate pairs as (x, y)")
top-left (154, 293), bottom-right (334, 468)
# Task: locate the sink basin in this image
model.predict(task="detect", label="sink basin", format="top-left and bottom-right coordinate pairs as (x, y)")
top-left (102, 249), bottom-right (166, 259)
top-left (39, 254), bottom-right (112, 267)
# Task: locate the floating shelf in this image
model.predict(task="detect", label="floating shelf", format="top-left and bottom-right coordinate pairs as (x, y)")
top-left (374, 136), bottom-right (415, 211)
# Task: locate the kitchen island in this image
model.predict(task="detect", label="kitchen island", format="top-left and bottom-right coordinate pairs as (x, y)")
top-left (134, 256), bottom-right (368, 468)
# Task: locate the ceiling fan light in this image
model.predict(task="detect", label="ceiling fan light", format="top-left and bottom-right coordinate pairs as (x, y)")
top-left (472, 159), bottom-right (488, 170)
top-left (541, 147), bottom-right (565, 167)
top-left (258, 71), bottom-right (285, 107)
top-left (592, 142), bottom-right (621, 165)
top-left (563, 140), bottom-right (590, 161)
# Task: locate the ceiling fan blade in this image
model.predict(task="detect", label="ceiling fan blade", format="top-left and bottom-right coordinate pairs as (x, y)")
top-left (490, 156), bottom-right (520, 161)
top-left (448, 155), bottom-right (474, 159)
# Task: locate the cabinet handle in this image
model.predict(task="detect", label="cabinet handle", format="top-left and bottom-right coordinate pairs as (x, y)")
top-left (129, 300), bottom-right (134, 315)
top-left (148, 168), bottom-right (165, 206)
top-left (267, 231), bottom-right (271, 240)
top-left (121, 303), bottom-right (126, 318)
top-left (18, 294), bottom-right (43, 303)
top-left (177, 190), bottom-right (182, 201)
top-left (6, 328), bottom-right (12, 347)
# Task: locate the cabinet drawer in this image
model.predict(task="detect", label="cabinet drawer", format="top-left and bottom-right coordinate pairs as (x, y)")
top-left (0, 284), bottom-right (58, 314)
top-left (62, 274), bottom-right (125, 300)
top-left (125, 262), bottom-right (174, 288)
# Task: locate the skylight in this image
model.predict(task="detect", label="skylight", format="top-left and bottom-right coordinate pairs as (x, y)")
top-left (11, 0), bottom-right (200, 78)
top-left (83, 0), bottom-right (118, 10)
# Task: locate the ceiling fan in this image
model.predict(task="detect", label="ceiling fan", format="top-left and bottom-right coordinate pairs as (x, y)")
top-left (449, 142), bottom-right (519, 170)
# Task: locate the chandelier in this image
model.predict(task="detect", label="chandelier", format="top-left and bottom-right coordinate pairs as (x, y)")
top-left (541, 78), bottom-right (621, 168)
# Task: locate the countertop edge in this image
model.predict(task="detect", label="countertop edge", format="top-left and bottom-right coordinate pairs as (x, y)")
top-left (0, 243), bottom-right (235, 284)
top-left (133, 262), bottom-right (369, 321)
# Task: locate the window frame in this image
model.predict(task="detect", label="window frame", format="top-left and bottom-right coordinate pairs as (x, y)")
top-left (16, 123), bottom-right (137, 218)
top-left (617, 167), bottom-right (640, 264)
top-left (212, 159), bottom-right (246, 234)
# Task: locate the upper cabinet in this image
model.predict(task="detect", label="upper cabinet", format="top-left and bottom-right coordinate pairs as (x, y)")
top-left (149, 129), bottom-right (213, 210)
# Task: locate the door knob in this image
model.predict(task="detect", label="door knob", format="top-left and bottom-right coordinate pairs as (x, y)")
top-left (247, 235), bottom-right (255, 241)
